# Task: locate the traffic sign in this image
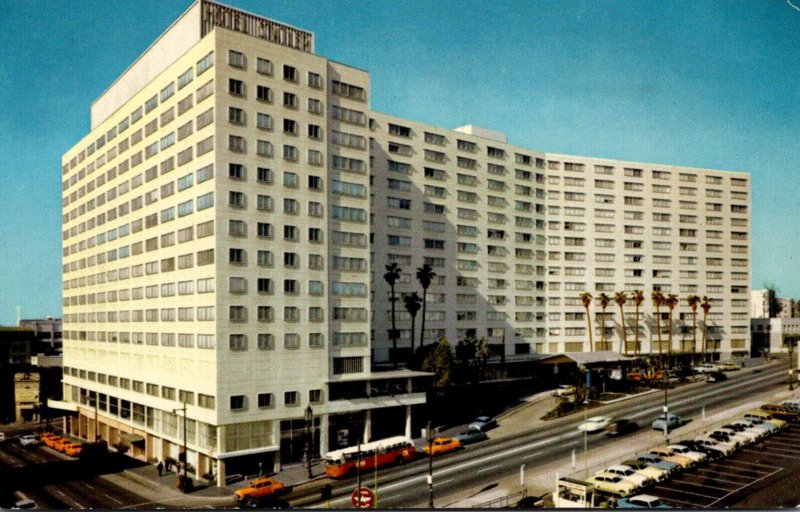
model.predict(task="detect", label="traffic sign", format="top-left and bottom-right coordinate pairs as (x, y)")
top-left (351, 487), bottom-right (375, 508)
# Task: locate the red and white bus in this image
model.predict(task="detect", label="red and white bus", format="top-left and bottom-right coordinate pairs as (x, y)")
top-left (324, 435), bottom-right (416, 478)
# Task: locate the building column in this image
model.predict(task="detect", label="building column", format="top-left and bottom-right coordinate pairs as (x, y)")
top-left (216, 459), bottom-right (226, 487)
top-left (363, 409), bottom-right (371, 443)
top-left (272, 421), bottom-right (282, 473)
top-left (319, 414), bottom-right (328, 456)
top-left (405, 405), bottom-right (412, 439)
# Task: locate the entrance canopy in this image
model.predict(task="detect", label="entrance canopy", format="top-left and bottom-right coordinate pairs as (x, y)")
top-left (536, 351), bottom-right (634, 367)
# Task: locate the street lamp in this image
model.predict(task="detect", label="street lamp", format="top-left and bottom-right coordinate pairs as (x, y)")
top-left (789, 341), bottom-right (795, 391)
top-left (173, 402), bottom-right (189, 491)
top-left (427, 420), bottom-right (434, 508)
top-left (305, 405), bottom-right (314, 479)
top-left (583, 369), bottom-right (590, 478)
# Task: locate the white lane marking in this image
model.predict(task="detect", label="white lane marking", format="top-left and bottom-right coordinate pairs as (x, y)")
top-left (476, 464), bottom-right (502, 474)
top-left (434, 478), bottom-right (454, 486)
top-left (53, 488), bottom-right (87, 509)
top-left (696, 468), bottom-right (765, 480)
top-left (658, 495), bottom-right (709, 508)
top-left (724, 458), bottom-right (782, 470)
top-left (104, 493), bottom-right (123, 505)
top-left (85, 483), bottom-right (96, 490)
top-left (668, 478), bottom-right (739, 492)
top-left (653, 485), bottom-right (721, 500)
top-left (742, 449), bottom-right (797, 459)
top-left (705, 466), bottom-right (783, 508)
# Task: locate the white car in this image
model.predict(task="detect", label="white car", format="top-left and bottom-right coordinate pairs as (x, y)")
top-left (731, 420), bottom-right (770, 439)
top-left (554, 385), bottom-right (576, 397)
top-left (692, 363), bottom-right (720, 374)
top-left (19, 434), bottom-right (38, 446)
top-left (578, 416), bottom-right (614, 433)
top-left (695, 436), bottom-right (736, 456)
top-left (603, 465), bottom-right (652, 488)
top-left (710, 428), bottom-right (751, 447)
top-left (667, 444), bottom-right (706, 463)
top-left (587, 472), bottom-right (638, 497)
top-left (720, 424), bottom-right (760, 443)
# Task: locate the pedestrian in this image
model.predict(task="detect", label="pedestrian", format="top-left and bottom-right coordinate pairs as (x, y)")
top-left (157, 460), bottom-right (164, 477)
top-left (165, 458), bottom-right (172, 472)
top-left (258, 462), bottom-right (263, 476)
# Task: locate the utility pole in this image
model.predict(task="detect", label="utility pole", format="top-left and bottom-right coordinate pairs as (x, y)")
top-left (427, 420), bottom-right (434, 508)
top-left (93, 391), bottom-right (99, 441)
top-left (305, 405), bottom-right (314, 478)
top-left (583, 369), bottom-right (590, 478)
top-left (663, 366), bottom-right (669, 440)
top-left (356, 431), bottom-right (362, 509)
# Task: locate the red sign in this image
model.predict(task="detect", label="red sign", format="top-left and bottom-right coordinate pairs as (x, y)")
top-left (351, 487), bottom-right (375, 508)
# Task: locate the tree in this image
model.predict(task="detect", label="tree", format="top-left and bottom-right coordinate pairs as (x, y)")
top-left (665, 294), bottom-right (679, 369)
top-left (652, 291), bottom-right (665, 368)
top-left (701, 296), bottom-right (712, 362)
top-left (598, 293), bottom-right (611, 350)
top-left (383, 263), bottom-right (402, 366)
top-left (633, 290), bottom-right (645, 357)
top-left (416, 264), bottom-right (437, 349)
top-left (403, 292), bottom-right (422, 363)
top-left (453, 336), bottom-right (491, 384)
top-left (581, 293), bottom-right (594, 352)
top-left (687, 295), bottom-right (700, 364)
top-left (422, 338), bottom-right (453, 388)
top-left (615, 291), bottom-right (628, 355)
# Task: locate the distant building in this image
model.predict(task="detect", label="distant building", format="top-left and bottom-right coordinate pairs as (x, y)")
top-left (752, 290), bottom-right (769, 319)
top-left (751, 317), bottom-right (800, 356)
top-left (19, 317), bottom-right (62, 354)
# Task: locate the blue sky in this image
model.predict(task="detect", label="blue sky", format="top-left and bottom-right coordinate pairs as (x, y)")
top-left (0, 0), bottom-right (798, 325)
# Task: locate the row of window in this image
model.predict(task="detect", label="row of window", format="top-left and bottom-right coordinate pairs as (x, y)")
top-left (63, 51), bottom-right (214, 177)
top-left (548, 177), bottom-right (748, 198)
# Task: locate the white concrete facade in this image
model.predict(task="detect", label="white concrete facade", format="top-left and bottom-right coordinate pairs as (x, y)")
top-left (369, 115), bottom-right (751, 362)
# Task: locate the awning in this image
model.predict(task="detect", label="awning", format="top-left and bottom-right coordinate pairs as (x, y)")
top-left (120, 433), bottom-right (145, 445)
top-left (47, 399), bottom-right (78, 412)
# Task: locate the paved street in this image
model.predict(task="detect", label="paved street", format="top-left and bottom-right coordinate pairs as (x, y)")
top-left (2, 360), bottom-right (798, 509)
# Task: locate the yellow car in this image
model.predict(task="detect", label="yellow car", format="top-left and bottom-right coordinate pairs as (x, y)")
top-left (745, 410), bottom-right (787, 429)
top-left (649, 447), bottom-right (694, 468)
top-left (422, 437), bottom-right (462, 456)
top-left (233, 477), bottom-right (287, 504)
top-left (44, 435), bottom-right (64, 449)
top-left (718, 362), bottom-right (739, 371)
top-left (64, 442), bottom-right (83, 457)
top-left (587, 472), bottom-right (638, 496)
top-left (620, 460), bottom-right (669, 483)
top-left (53, 438), bottom-right (73, 452)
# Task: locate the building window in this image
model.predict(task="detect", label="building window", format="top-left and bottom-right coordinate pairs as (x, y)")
top-left (228, 79), bottom-right (244, 96)
top-left (284, 391), bottom-right (298, 406)
top-left (230, 395), bottom-right (245, 410)
top-left (257, 393), bottom-right (273, 408)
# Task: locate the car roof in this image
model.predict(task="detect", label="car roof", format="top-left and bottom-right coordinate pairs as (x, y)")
top-left (628, 494), bottom-right (662, 503)
top-left (607, 464), bottom-right (633, 472)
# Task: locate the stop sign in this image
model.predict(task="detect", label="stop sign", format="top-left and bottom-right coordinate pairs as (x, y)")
top-left (351, 487), bottom-right (375, 508)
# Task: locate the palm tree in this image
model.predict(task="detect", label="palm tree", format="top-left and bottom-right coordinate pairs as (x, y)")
top-left (652, 291), bottom-right (665, 368)
top-left (615, 291), bottom-right (628, 355)
top-left (633, 290), bottom-right (645, 357)
top-left (598, 293), bottom-right (611, 351)
top-left (403, 292), bottom-right (422, 362)
top-left (665, 294), bottom-right (679, 369)
top-left (383, 263), bottom-right (402, 367)
top-left (701, 296), bottom-right (712, 363)
top-left (581, 293), bottom-right (594, 351)
top-left (687, 295), bottom-right (701, 365)
top-left (415, 264), bottom-right (437, 349)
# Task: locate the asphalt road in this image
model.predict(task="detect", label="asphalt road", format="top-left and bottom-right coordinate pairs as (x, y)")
top-left (0, 438), bottom-right (149, 509)
top-left (309, 364), bottom-right (789, 508)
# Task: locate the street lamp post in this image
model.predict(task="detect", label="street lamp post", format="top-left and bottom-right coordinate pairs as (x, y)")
top-left (173, 402), bottom-right (188, 490)
top-left (789, 341), bottom-right (795, 391)
top-left (305, 405), bottom-right (314, 479)
top-left (583, 369), bottom-right (590, 478)
top-left (427, 420), bottom-right (434, 508)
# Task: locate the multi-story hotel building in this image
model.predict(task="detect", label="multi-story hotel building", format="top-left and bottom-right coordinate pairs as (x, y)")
top-left (60, 1), bottom-right (428, 485)
top-left (60, 0), bottom-right (750, 486)
top-left (370, 114), bottom-right (751, 362)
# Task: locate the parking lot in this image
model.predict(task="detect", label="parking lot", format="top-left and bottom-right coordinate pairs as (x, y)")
top-left (646, 424), bottom-right (800, 508)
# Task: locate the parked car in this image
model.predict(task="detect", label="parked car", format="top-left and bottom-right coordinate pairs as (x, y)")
top-left (730, 420), bottom-right (770, 439)
top-left (706, 430), bottom-right (744, 449)
top-left (634, 453), bottom-right (679, 474)
top-left (717, 362), bottom-right (740, 371)
top-left (617, 494), bottom-right (671, 508)
top-left (454, 429), bottom-right (488, 446)
top-left (720, 424), bottom-right (760, 443)
top-left (745, 410), bottom-right (787, 429)
top-left (694, 436), bottom-right (736, 456)
top-left (422, 437), bottom-right (462, 456)
top-left (692, 363), bottom-right (720, 374)
top-left (673, 439), bottom-right (724, 461)
top-left (43, 434), bottom-right (62, 448)
top-left (648, 447), bottom-right (694, 468)
top-left (586, 472), bottom-right (638, 496)
top-left (606, 419), bottom-right (639, 437)
top-left (0, 432), bottom-right (5, 442)
top-left (468, 416), bottom-right (497, 432)
top-left (578, 416), bottom-right (614, 433)
top-left (64, 442), bottom-right (83, 457)
top-left (667, 444), bottom-right (706, 464)
top-left (760, 404), bottom-right (799, 422)
top-left (620, 459), bottom-right (669, 482)
top-left (602, 465), bottom-right (652, 488)
top-left (19, 434), bottom-right (38, 446)
top-left (739, 416), bottom-right (778, 435)
top-left (706, 371), bottom-right (727, 383)
top-left (553, 385), bottom-right (576, 397)
top-left (233, 477), bottom-right (288, 504)
top-left (781, 400), bottom-right (800, 413)
top-left (651, 413), bottom-right (687, 432)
